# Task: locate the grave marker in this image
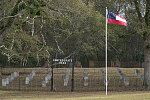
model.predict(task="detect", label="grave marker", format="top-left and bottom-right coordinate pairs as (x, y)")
top-left (25, 77), bottom-right (29, 84)
top-left (6, 78), bottom-right (9, 84)
top-left (135, 69), bottom-right (144, 81)
top-left (13, 72), bottom-right (19, 78)
top-left (83, 69), bottom-right (88, 86)
top-left (25, 70), bottom-right (36, 84)
top-left (10, 75), bottom-right (14, 81)
top-left (117, 69), bottom-right (129, 86)
top-left (2, 71), bottom-right (19, 86)
top-left (64, 68), bottom-right (70, 86)
top-left (42, 81), bottom-right (46, 87)
top-left (45, 72), bottom-right (51, 83)
top-left (100, 69), bottom-right (107, 85)
top-left (42, 72), bottom-right (52, 87)
top-left (2, 79), bottom-right (6, 86)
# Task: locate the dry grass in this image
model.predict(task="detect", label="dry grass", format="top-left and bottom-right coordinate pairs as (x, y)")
top-left (1, 90), bottom-right (150, 100)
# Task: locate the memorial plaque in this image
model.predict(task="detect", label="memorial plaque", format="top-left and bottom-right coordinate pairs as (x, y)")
top-left (53, 59), bottom-right (72, 64)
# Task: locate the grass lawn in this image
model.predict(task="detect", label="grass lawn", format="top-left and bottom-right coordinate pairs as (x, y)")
top-left (1, 90), bottom-right (150, 100)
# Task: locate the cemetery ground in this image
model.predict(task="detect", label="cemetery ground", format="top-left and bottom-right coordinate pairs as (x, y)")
top-left (0, 67), bottom-right (149, 99)
top-left (1, 90), bottom-right (150, 100)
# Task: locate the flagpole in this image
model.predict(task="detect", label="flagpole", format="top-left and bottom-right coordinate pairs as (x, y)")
top-left (105, 7), bottom-right (108, 96)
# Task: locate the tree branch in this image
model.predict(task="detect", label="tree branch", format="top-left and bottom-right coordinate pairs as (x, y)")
top-left (133, 0), bottom-right (142, 21)
top-left (0, 14), bottom-right (21, 22)
top-left (55, 39), bottom-right (64, 54)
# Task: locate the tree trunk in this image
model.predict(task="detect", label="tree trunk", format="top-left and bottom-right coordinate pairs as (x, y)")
top-left (144, 34), bottom-right (150, 88)
top-left (143, 0), bottom-right (150, 88)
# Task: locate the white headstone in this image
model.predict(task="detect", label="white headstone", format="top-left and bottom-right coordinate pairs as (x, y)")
top-left (8, 76), bottom-right (13, 82)
top-left (25, 70), bottom-right (36, 84)
top-left (25, 77), bottom-right (29, 84)
top-left (1, 71), bottom-right (19, 86)
top-left (13, 72), bottom-right (18, 77)
top-left (100, 69), bottom-right (107, 85)
top-left (6, 78), bottom-right (9, 84)
top-left (64, 79), bottom-right (68, 86)
top-left (117, 69), bottom-right (129, 86)
top-left (2, 79), bottom-right (6, 86)
top-left (45, 77), bottom-right (49, 83)
top-left (10, 75), bottom-right (14, 81)
top-left (135, 69), bottom-right (144, 81)
top-left (64, 69), bottom-right (70, 86)
top-left (124, 76), bottom-right (129, 86)
top-left (83, 69), bottom-right (88, 86)
top-left (32, 70), bottom-right (35, 76)
top-left (42, 81), bottom-right (46, 87)
top-left (42, 72), bottom-right (51, 87)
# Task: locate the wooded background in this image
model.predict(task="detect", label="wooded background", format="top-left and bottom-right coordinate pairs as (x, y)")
top-left (0, 0), bottom-right (149, 68)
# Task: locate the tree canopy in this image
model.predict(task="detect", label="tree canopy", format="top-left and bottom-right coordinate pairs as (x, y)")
top-left (0, 0), bottom-right (147, 68)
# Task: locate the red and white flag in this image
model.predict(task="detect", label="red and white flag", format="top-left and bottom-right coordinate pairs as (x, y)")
top-left (108, 11), bottom-right (127, 26)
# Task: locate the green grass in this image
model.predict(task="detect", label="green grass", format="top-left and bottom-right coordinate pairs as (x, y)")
top-left (1, 91), bottom-right (150, 100)
top-left (0, 90), bottom-right (16, 94)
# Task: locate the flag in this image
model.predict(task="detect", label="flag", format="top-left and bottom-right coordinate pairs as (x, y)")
top-left (108, 11), bottom-right (127, 26)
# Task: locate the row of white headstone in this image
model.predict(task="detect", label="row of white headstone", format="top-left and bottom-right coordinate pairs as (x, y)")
top-left (117, 69), bottom-right (129, 86)
top-left (25, 70), bottom-right (36, 84)
top-left (64, 68), bottom-right (70, 86)
top-left (82, 69), bottom-right (144, 87)
top-left (2, 69), bottom-right (144, 87)
top-left (42, 69), bottom-right (88, 87)
top-left (2, 72), bottom-right (19, 86)
top-left (42, 72), bottom-right (52, 87)
top-left (100, 69), bottom-right (107, 85)
top-left (117, 69), bottom-right (144, 86)
top-left (83, 69), bottom-right (88, 86)
top-left (135, 69), bottom-right (144, 81)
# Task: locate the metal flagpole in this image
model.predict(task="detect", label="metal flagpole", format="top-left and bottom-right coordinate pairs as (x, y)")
top-left (105, 7), bottom-right (108, 96)
top-left (51, 56), bottom-right (54, 91)
top-left (71, 55), bottom-right (74, 92)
